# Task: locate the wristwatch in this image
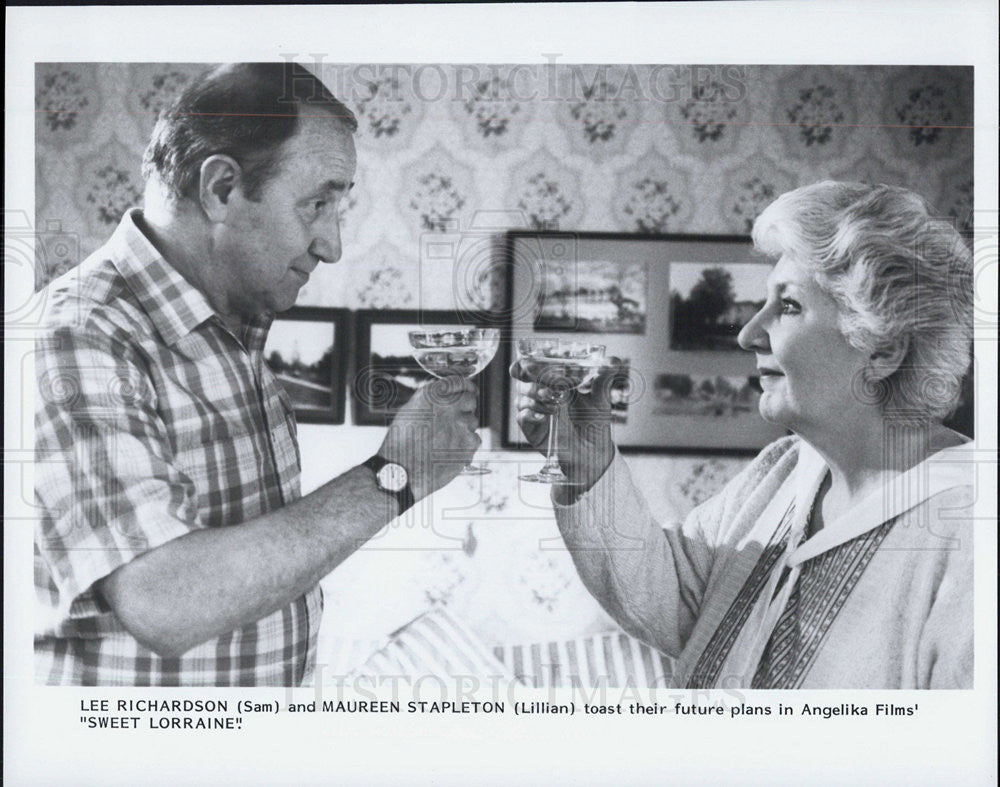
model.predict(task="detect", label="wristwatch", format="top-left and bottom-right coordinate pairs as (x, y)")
top-left (363, 454), bottom-right (415, 514)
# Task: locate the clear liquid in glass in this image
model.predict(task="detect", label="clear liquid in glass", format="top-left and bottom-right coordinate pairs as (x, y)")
top-left (408, 328), bottom-right (500, 475)
top-left (513, 338), bottom-right (606, 485)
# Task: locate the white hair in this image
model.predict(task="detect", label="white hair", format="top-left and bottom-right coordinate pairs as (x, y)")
top-left (752, 181), bottom-right (973, 422)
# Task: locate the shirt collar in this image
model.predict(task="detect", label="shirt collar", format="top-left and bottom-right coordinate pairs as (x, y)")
top-left (107, 209), bottom-right (218, 347)
top-left (788, 439), bottom-right (974, 566)
top-left (107, 209), bottom-right (276, 350)
top-left (241, 311), bottom-right (275, 356)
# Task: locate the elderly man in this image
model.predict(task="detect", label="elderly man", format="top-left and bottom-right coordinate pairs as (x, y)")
top-left (34, 63), bottom-right (480, 686)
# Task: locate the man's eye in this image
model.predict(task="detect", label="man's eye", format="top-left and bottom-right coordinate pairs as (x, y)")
top-left (301, 199), bottom-right (329, 219)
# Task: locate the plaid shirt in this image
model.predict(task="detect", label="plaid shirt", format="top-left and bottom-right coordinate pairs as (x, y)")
top-left (34, 209), bottom-right (321, 686)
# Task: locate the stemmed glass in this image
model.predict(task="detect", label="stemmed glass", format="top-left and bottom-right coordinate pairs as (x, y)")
top-left (512, 338), bottom-right (606, 485)
top-left (408, 327), bottom-right (500, 475)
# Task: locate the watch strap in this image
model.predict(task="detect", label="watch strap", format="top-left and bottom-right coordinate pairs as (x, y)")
top-left (363, 454), bottom-right (415, 514)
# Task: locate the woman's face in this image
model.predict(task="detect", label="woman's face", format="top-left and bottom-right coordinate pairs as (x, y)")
top-left (738, 255), bottom-right (871, 434)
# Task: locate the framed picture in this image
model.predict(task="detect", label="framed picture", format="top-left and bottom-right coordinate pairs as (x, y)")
top-left (353, 310), bottom-right (493, 427)
top-left (264, 306), bottom-right (349, 424)
top-left (501, 231), bottom-right (788, 453)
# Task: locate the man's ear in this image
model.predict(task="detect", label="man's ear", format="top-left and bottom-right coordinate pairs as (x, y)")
top-left (866, 336), bottom-right (909, 382)
top-left (198, 154), bottom-right (242, 222)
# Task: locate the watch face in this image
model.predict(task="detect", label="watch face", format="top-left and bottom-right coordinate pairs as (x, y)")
top-left (377, 463), bottom-right (408, 492)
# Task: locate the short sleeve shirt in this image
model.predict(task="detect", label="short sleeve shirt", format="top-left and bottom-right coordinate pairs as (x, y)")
top-left (34, 209), bottom-right (321, 686)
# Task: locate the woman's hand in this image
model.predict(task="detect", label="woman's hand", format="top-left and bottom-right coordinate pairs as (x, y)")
top-left (511, 357), bottom-right (623, 491)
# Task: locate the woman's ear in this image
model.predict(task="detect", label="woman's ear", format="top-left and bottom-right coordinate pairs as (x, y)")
top-left (198, 155), bottom-right (241, 222)
top-left (866, 336), bottom-right (909, 382)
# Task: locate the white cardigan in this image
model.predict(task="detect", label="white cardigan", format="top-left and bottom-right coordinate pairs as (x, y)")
top-left (553, 436), bottom-right (975, 689)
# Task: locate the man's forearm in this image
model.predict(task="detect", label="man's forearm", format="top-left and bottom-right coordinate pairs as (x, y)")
top-left (98, 463), bottom-right (395, 657)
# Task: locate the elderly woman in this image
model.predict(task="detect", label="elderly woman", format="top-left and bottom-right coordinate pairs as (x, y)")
top-left (514, 181), bottom-right (975, 689)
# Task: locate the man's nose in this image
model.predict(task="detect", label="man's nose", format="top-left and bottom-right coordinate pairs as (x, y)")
top-left (737, 307), bottom-right (770, 352)
top-left (309, 214), bottom-right (342, 264)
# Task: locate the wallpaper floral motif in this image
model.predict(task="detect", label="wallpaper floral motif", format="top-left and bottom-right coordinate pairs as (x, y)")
top-left (35, 64), bottom-right (100, 146)
top-left (941, 163), bottom-right (975, 234)
top-left (456, 73), bottom-right (527, 146)
top-left (351, 69), bottom-right (422, 147)
top-left (669, 75), bottom-right (753, 157)
top-left (507, 148), bottom-right (585, 231)
top-left (351, 241), bottom-right (417, 309)
top-left (775, 66), bottom-right (858, 159)
top-left (721, 156), bottom-right (799, 234)
top-left (613, 151), bottom-right (693, 233)
top-left (560, 67), bottom-right (636, 157)
top-left (885, 67), bottom-right (973, 156)
top-left (75, 138), bottom-right (144, 237)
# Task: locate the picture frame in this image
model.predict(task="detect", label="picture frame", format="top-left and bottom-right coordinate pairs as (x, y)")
top-left (353, 309), bottom-right (493, 427)
top-left (501, 231), bottom-right (788, 453)
top-left (264, 306), bottom-right (349, 425)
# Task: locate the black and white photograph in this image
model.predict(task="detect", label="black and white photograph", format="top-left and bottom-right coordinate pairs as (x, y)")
top-left (643, 370), bottom-right (782, 449)
top-left (265, 307), bottom-right (348, 424)
top-left (28, 56), bottom-right (983, 685)
top-left (354, 321), bottom-right (435, 425)
top-left (353, 310), bottom-right (491, 426)
top-left (5, 3), bottom-right (996, 785)
top-left (669, 261), bottom-right (770, 351)
top-left (535, 258), bottom-right (648, 334)
top-left (653, 373), bottom-right (761, 417)
top-left (609, 357), bottom-right (633, 425)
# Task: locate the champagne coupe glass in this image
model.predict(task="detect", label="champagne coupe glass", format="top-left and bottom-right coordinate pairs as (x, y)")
top-left (408, 327), bottom-right (500, 475)
top-left (513, 338), bottom-right (606, 485)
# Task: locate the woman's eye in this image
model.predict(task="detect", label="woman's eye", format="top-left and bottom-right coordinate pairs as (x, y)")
top-left (780, 298), bottom-right (801, 315)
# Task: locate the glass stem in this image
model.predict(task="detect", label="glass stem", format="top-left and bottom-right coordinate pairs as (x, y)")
top-left (544, 411), bottom-right (560, 472)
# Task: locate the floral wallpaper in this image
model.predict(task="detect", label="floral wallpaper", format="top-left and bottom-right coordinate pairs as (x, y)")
top-left (35, 63), bottom-right (973, 297)
top-left (33, 62), bottom-right (974, 657)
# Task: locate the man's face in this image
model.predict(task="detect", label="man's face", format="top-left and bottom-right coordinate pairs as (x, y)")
top-left (214, 114), bottom-right (357, 319)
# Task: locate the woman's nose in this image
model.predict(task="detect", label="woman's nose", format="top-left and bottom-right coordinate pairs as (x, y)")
top-left (737, 308), bottom-right (770, 352)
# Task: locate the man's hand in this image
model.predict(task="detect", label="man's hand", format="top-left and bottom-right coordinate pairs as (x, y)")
top-left (511, 358), bottom-right (622, 490)
top-left (378, 376), bottom-right (481, 500)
